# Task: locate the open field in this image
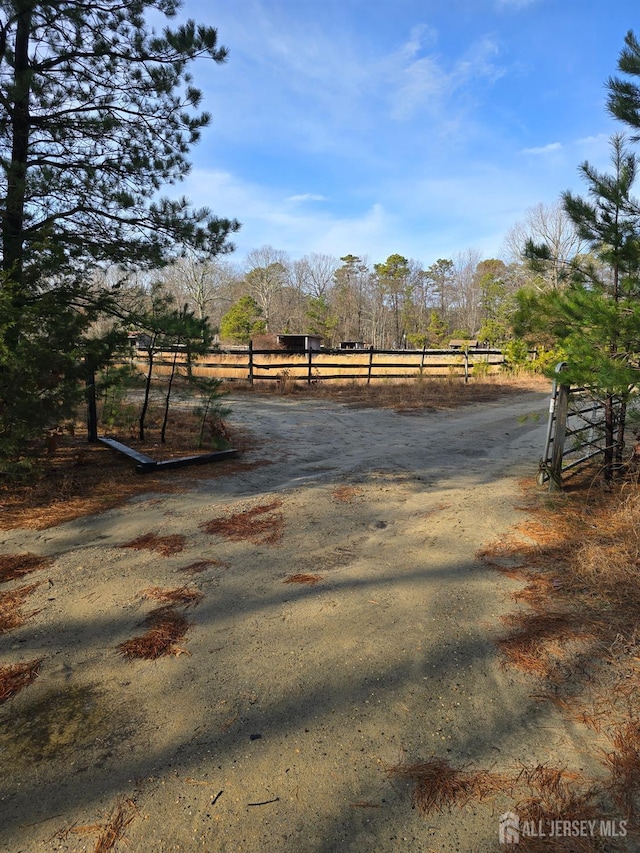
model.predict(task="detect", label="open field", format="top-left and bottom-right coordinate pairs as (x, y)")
top-left (1, 381), bottom-right (636, 851)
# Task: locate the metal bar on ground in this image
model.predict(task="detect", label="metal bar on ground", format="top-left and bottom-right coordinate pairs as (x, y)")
top-left (98, 437), bottom-right (157, 471)
top-left (98, 437), bottom-right (239, 474)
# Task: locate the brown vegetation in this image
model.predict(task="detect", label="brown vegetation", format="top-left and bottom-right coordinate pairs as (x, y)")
top-left (0, 553), bottom-right (52, 583)
top-left (120, 532), bottom-right (186, 557)
top-left (388, 757), bottom-right (604, 851)
top-left (0, 659), bottom-right (42, 705)
top-left (0, 377), bottom-right (542, 531)
top-left (389, 471), bottom-right (640, 844)
top-left (0, 582), bottom-right (41, 634)
top-left (331, 485), bottom-right (363, 503)
top-left (117, 606), bottom-right (192, 660)
top-left (283, 573), bottom-right (323, 585)
top-left (388, 757), bottom-right (508, 813)
top-left (140, 585), bottom-right (203, 607)
top-left (238, 374), bottom-right (548, 412)
top-left (201, 498), bottom-right (284, 545)
top-left (93, 798), bottom-right (139, 852)
top-left (46, 797), bottom-right (139, 850)
top-left (0, 405), bottom-right (251, 531)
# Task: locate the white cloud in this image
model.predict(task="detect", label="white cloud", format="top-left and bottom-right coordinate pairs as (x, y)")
top-left (286, 193), bottom-right (328, 203)
top-left (384, 28), bottom-right (504, 123)
top-left (522, 142), bottom-right (562, 155)
top-left (182, 168), bottom-right (393, 262)
top-left (194, 4), bottom-right (507, 160)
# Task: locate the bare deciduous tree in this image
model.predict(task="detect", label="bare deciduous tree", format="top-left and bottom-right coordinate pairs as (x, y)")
top-left (244, 245), bottom-right (290, 332)
top-left (503, 201), bottom-right (587, 289)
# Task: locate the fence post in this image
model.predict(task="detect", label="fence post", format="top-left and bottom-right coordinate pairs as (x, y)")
top-left (248, 340), bottom-right (254, 386)
top-left (463, 350), bottom-right (469, 383)
top-left (307, 346), bottom-right (313, 385)
top-left (549, 382), bottom-right (570, 491)
top-left (367, 346), bottom-right (374, 385)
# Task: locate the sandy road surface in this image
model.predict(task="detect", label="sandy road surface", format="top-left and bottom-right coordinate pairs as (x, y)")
top-left (0, 390), bottom-right (598, 852)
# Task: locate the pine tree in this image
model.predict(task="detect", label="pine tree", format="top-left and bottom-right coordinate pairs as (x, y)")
top-left (0, 0), bottom-right (239, 460)
top-left (219, 296), bottom-right (266, 344)
top-left (518, 134), bottom-right (640, 479)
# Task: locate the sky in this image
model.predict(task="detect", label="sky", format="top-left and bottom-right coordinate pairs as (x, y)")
top-left (169, 0), bottom-right (638, 269)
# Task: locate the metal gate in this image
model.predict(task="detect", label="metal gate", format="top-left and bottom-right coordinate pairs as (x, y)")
top-left (538, 363), bottom-right (624, 489)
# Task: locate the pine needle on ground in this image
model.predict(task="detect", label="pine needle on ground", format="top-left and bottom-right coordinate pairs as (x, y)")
top-left (0, 582), bottom-right (41, 634)
top-left (0, 659), bottom-right (42, 704)
top-left (117, 607), bottom-right (192, 660)
top-left (201, 499), bottom-right (284, 545)
top-left (120, 532), bottom-right (186, 556)
top-left (0, 553), bottom-right (52, 583)
top-left (283, 573), bottom-right (323, 585)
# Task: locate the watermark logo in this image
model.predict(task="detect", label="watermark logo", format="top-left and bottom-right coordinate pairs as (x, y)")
top-left (499, 812), bottom-right (520, 845)
top-left (498, 812), bottom-right (628, 844)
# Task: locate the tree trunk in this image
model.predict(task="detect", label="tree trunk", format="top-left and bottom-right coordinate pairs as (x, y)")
top-left (139, 341), bottom-right (156, 442)
top-left (2, 4), bottom-right (32, 286)
top-left (160, 348), bottom-right (179, 444)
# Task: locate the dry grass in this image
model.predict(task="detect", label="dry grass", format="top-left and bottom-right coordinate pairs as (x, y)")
top-left (508, 764), bottom-right (605, 853)
top-left (0, 553), bottom-right (52, 583)
top-left (48, 798), bottom-right (139, 851)
top-left (283, 573), bottom-right (323, 585)
top-left (117, 607), bottom-right (192, 660)
top-left (0, 582), bottom-right (41, 634)
top-left (389, 758), bottom-right (605, 851)
top-left (248, 374), bottom-right (549, 411)
top-left (201, 498), bottom-right (284, 545)
top-left (0, 378), bottom-right (541, 531)
top-left (120, 532), bottom-right (186, 556)
top-left (511, 763), bottom-right (597, 814)
top-left (0, 659), bottom-right (42, 704)
top-left (476, 476), bottom-right (640, 685)
top-left (497, 611), bottom-right (588, 678)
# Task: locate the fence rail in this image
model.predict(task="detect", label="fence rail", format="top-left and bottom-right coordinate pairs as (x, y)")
top-left (131, 345), bottom-right (505, 385)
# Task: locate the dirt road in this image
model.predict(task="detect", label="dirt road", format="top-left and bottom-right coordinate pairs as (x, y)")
top-left (0, 390), bottom-right (597, 852)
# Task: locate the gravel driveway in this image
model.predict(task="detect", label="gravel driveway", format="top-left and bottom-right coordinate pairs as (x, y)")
top-left (1, 389), bottom-right (598, 852)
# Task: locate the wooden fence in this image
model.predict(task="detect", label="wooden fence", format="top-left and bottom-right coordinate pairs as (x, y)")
top-left (132, 345), bottom-right (505, 385)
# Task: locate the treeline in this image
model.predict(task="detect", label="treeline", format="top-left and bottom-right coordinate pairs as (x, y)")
top-left (131, 200), bottom-right (583, 351)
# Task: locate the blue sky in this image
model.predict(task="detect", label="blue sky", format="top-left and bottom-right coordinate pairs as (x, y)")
top-left (172, 0), bottom-right (636, 267)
